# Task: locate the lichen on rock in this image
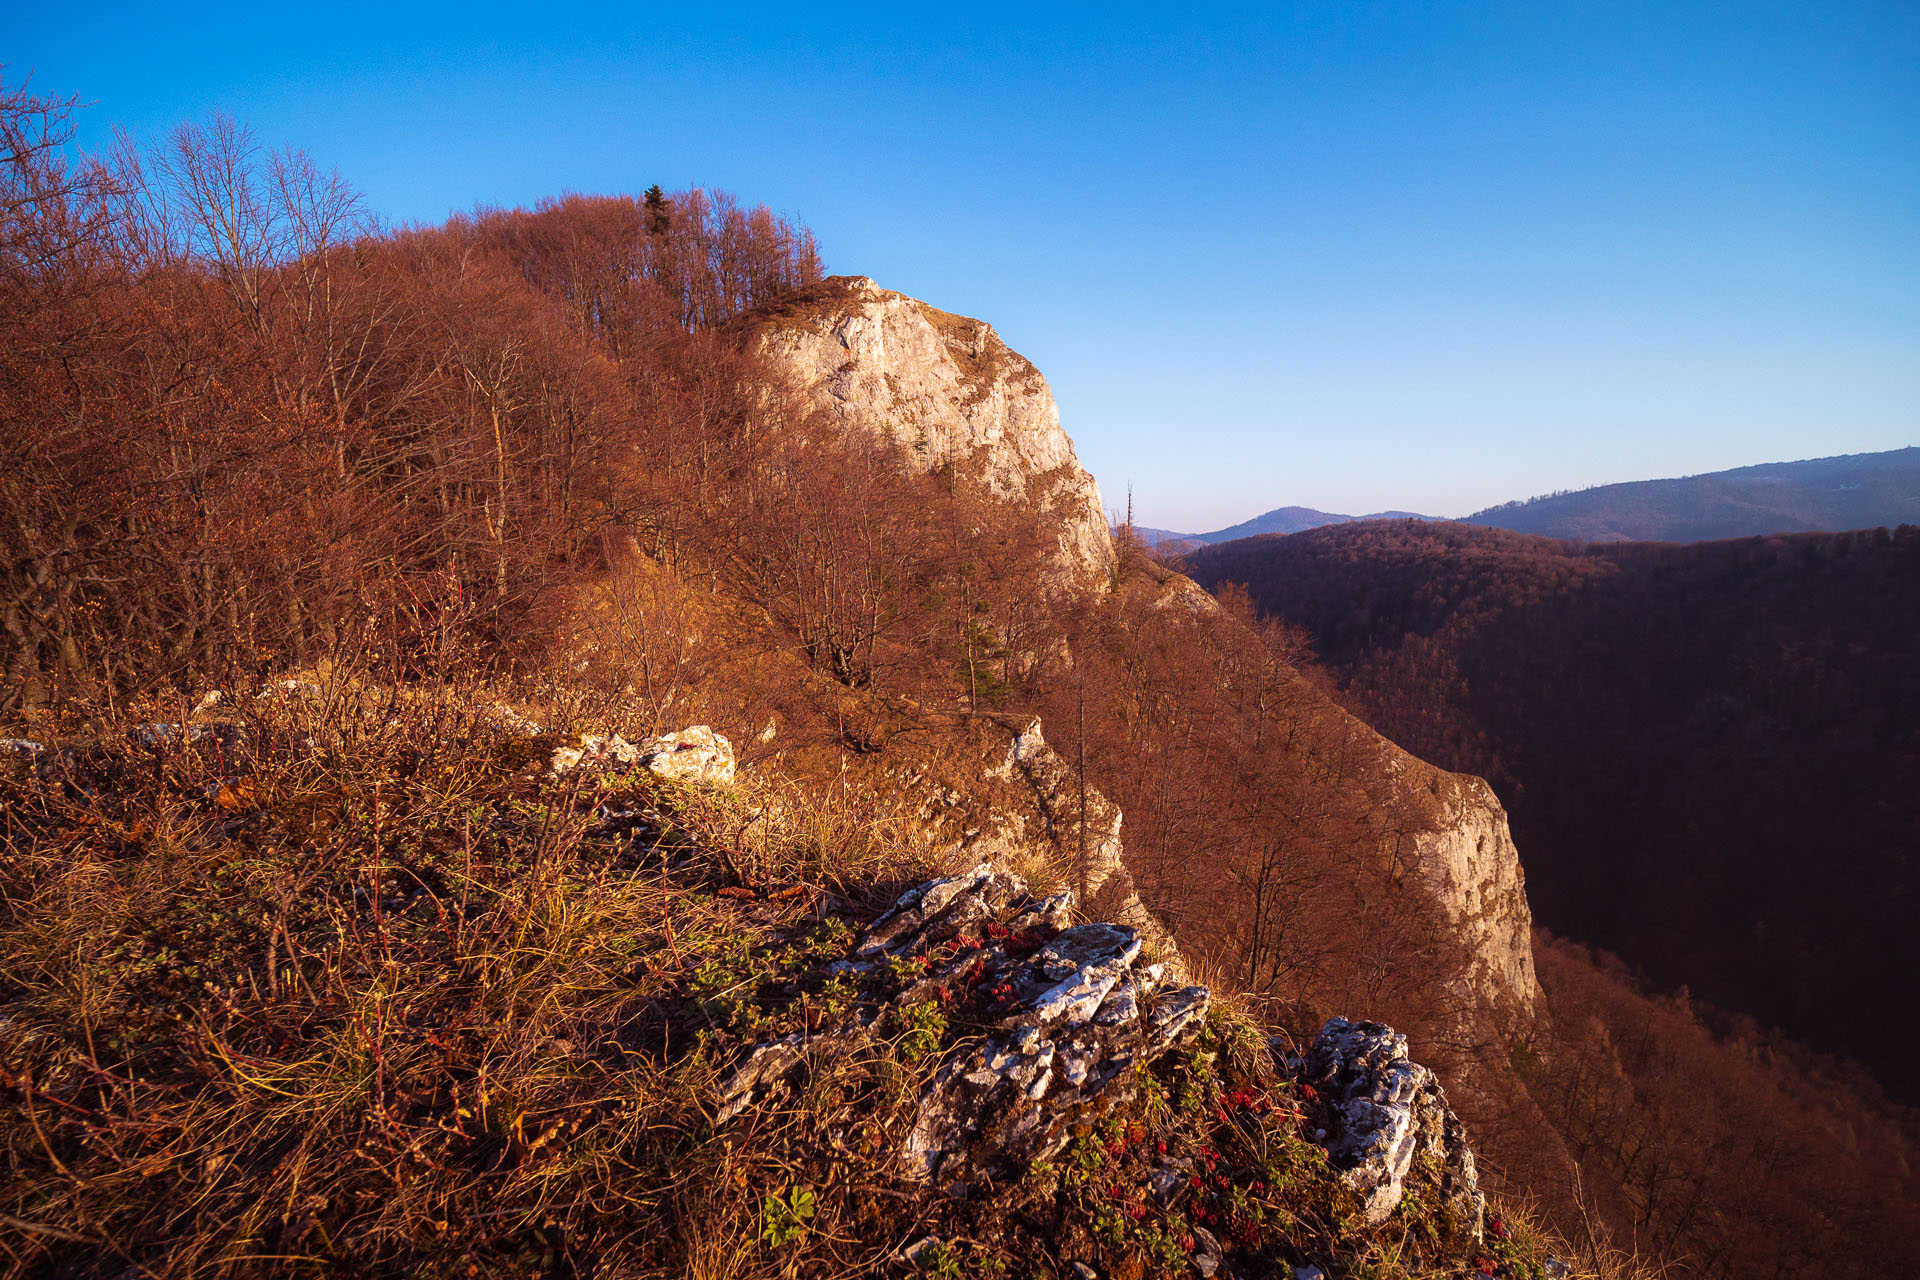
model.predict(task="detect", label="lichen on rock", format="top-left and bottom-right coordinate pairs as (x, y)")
top-left (714, 863), bottom-right (1211, 1188)
top-left (1299, 1015), bottom-right (1485, 1237)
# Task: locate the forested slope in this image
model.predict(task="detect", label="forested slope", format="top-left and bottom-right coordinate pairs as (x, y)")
top-left (1183, 519), bottom-right (1920, 1099)
top-left (1464, 447), bottom-right (1920, 541)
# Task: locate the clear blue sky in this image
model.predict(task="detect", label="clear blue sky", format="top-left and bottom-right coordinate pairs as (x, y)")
top-left (11, 3), bottom-right (1918, 529)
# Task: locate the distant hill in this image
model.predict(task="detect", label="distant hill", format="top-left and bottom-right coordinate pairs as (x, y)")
top-left (1132, 506), bottom-right (1434, 546)
top-left (1465, 446), bottom-right (1920, 541)
top-left (1130, 525), bottom-right (1201, 548)
top-left (1197, 505), bottom-right (1433, 542)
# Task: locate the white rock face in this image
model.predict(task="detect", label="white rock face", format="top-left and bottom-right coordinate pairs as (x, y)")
top-left (1003, 708), bottom-right (1537, 1045)
top-left (754, 276), bottom-right (1114, 583)
top-left (1380, 744), bottom-right (1542, 1025)
top-left (636, 725), bottom-right (737, 786)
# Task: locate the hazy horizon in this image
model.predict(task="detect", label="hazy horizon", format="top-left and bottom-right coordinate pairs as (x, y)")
top-left (1128, 441), bottom-right (1920, 532)
top-left (14, 2), bottom-right (1916, 530)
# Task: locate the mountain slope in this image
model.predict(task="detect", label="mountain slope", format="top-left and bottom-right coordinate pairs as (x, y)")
top-left (1465, 446), bottom-right (1920, 541)
top-left (1182, 519), bottom-right (1920, 1102)
top-left (10, 80), bottom-right (1916, 1269)
top-left (747, 281), bottom-right (1546, 1077)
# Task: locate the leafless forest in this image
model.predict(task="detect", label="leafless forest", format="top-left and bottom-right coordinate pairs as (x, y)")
top-left (4, 82), bottom-right (1916, 1276)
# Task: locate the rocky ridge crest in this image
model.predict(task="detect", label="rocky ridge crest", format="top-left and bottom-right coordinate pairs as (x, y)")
top-left (752, 275), bottom-right (1114, 582)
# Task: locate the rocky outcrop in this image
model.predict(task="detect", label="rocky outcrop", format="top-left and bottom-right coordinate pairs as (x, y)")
top-left (709, 865), bottom-right (1494, 1269)
top-left (715, 864), bottom-right (1211, 1188)
top-left (551, 725), bottom-right (736, 785)
top-left (752, 276), bottom-right (1113, 583)
top-left (633, 725), bottom-right (737, 785)
top-left (1299, 1016), bottom-right (1484, 1234)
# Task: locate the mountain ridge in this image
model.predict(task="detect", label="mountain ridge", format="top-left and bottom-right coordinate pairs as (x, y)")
top-left (9, 87), bottom-right (1916, 1268)
top-left (1147, 445), bottom-right (1919, 548)
top-left (1180, 518), bottom-right (1920, 1101)
top-left (1464, 445), bottom-right (1920, 541)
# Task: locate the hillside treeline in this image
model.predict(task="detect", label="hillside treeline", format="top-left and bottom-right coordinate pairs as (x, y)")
top-left (0, 87), bottom-right (1449, 1087)
top-left (1462, 447), bottom-right (1920, 541)
top-left (0, 87), bottom-right (869, 705)
top-left (1181, 520), bottom-right (1920, 1273)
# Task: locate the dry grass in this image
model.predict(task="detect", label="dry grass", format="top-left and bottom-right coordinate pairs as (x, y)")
top-left (0, 669), bottom-right (1572, 1278)
top-left (0, 672), bottom-right (928, 1276)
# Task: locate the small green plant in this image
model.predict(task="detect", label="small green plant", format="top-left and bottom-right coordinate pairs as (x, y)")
top-left (817, 974), bottom-right (856, 1015)
top-left (886, 951), bottom-right (932, 984)
top-left (1067, 1133), bottom-right (1106, 1179)
top-left (1143, 1220), bottom-right (1189, 1271)
top-left (1177, 1053), bottom-right (1213, 1113)
top-left (893, 999), bottom-right (948, 1062)
top-left (914, 1239), bottom-right (964, 1279)
top-left (759, 1184), bottom-right (817, 1248)
top-left (1136, 1062), bottom-right (1171, 1123)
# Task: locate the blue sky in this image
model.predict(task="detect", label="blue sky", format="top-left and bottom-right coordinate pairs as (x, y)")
top-left (11, 3), bottom-right (1917, 529)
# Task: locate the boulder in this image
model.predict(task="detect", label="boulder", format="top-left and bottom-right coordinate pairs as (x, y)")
top-left (635, 725), bottom-right (735, 786)
top-left (551, 725), bottom-right (735, 786)
top-left (901, 923), bottom-right (1207, 1187)
top-left (1300, 1016), bottom-right (1483, 1234)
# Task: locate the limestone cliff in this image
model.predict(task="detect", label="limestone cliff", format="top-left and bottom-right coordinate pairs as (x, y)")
top-left (750, 276), bottom-right (1114, 582)
top-left (1371, 735), bottom-right (1542, 1028)
top-left (753, 274), bottom-right (1541, 1080)
top-left (1114, 557), bottom-right (1542, 1040)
